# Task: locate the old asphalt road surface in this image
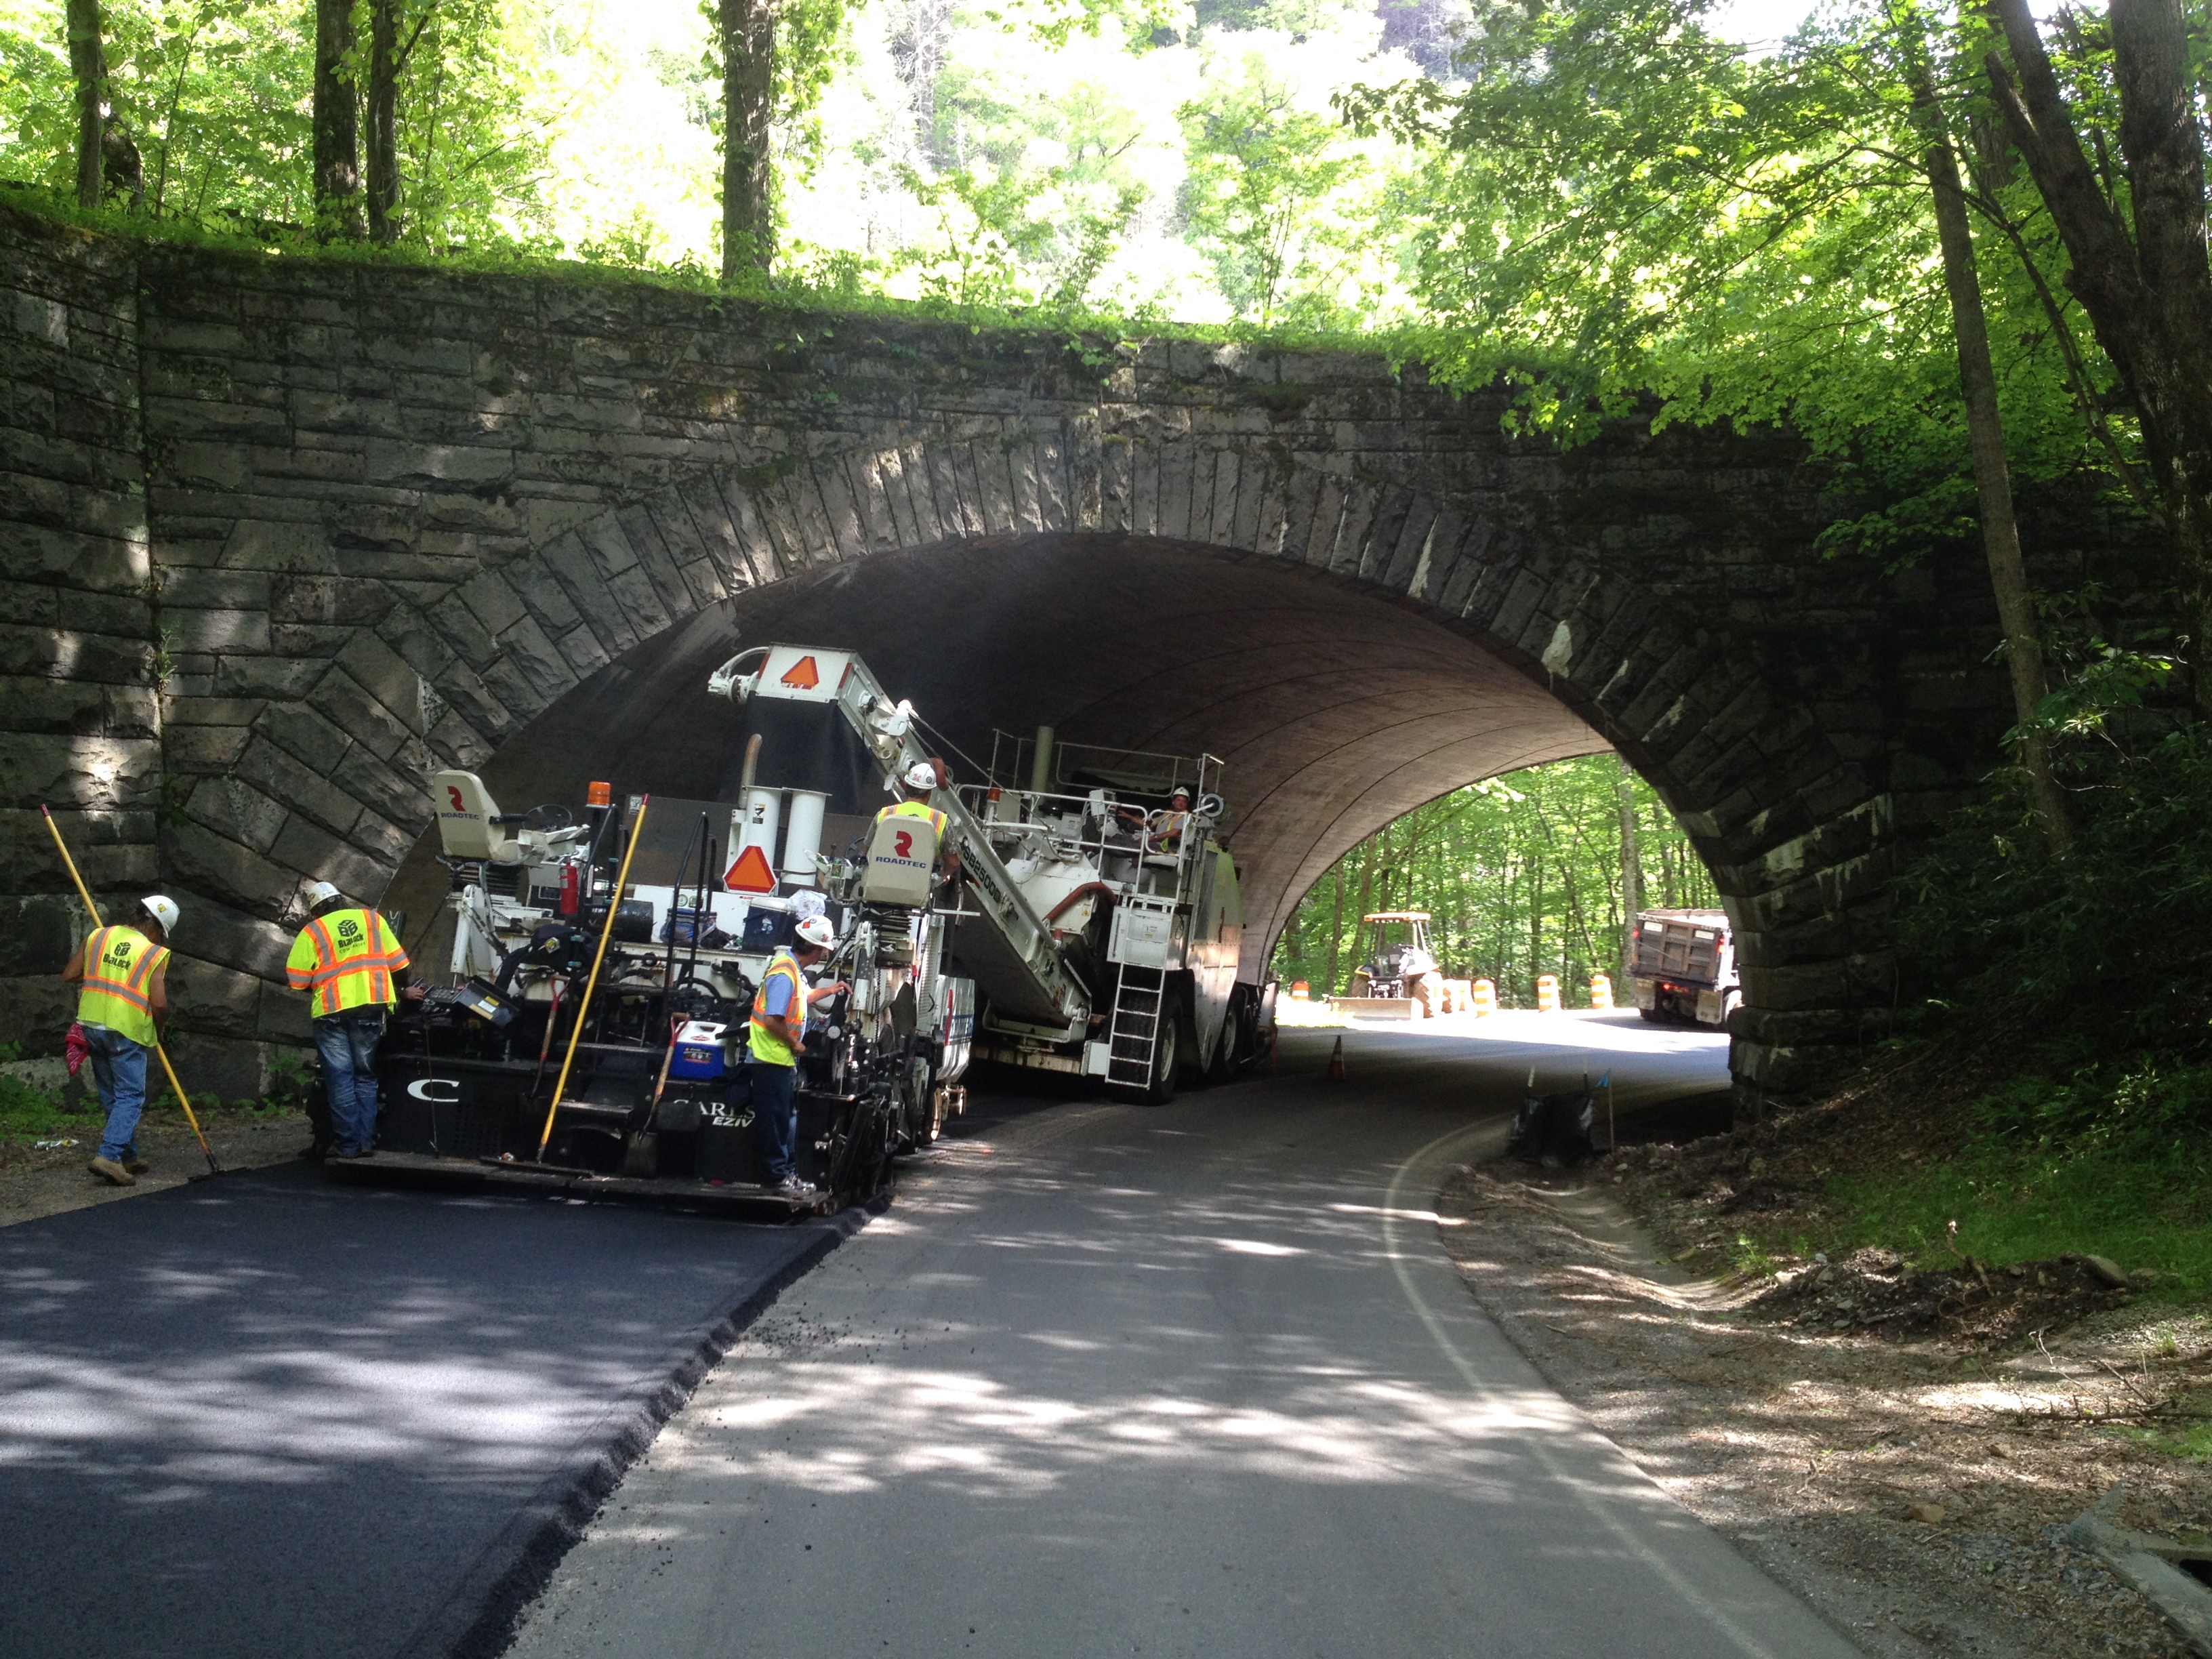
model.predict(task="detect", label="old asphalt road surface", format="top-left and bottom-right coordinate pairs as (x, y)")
top-left (508, 1017), bottom-right (1864, 1659)
top-left (0, 1159), bottom-right (847, 1659)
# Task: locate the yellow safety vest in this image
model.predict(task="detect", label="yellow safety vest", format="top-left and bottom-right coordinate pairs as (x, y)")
top-left (874, 798), bottom-right (948, 841)
top-left (748, 949), bottom-right (807, 1067)
top-left (77, 925), bottom-right (169, 1046)
top-left (287, 907), bottom-right (409, 1019)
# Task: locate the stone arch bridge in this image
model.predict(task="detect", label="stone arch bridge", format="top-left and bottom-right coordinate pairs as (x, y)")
top-left (0, 207), bottom-right (2024, 1106)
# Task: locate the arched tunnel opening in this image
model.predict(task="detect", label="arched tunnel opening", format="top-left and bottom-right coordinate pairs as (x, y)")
top-left (384, 533), bottom-right (1633, 987)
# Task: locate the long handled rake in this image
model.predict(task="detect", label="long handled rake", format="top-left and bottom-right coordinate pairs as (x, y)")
top-left (39, 805), bottom-right (223, 1177)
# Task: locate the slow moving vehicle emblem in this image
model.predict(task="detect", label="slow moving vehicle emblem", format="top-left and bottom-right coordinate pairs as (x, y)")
top-left (779, 655), bottom-right (821, 690)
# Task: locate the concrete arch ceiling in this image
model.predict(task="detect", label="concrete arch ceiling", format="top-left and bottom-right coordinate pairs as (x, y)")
top-left (435, 533), bottom-right (1610, 980)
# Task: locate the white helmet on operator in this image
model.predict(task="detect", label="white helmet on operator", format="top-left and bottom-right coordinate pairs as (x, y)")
top-left (306, 880), bottom-right (344, 912)
top-left (901, 760), bottom-right (939, 792)
top-left (794, 914), bottom-right (837, 951)
top-left (140, 894), bottom-right (182, 936)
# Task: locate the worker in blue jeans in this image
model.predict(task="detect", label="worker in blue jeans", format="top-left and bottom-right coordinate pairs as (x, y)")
top-left (60, 895), bottom-right (182, 1187)
top-left (286, 881), bottom-right (424, 1158)
top-left (729, 914), bottom-right (842, 1196)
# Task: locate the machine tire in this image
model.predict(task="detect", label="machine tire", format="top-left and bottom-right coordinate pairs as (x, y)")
top-left (1348, 968), bottom-right (1373, 998)
top-left (1145, 1017), bottom-right (1180, 1105)
top-left (1204, 1019), bottom-right (1237, 1084)
top-left (1637, 1004), bottom-right (1662, 1023)
top-left (1412, 973), bottom-right (1443, 1019)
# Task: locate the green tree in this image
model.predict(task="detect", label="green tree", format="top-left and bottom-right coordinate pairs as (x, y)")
top-left (1178, 47), bottom-right (1361, 323)
top-left (1273, 756), bottom-right (1719, 1006)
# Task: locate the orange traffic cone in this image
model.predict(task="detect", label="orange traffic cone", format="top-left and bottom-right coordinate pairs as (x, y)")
top-left (1326, 1036), bottom-right (1346, 1080)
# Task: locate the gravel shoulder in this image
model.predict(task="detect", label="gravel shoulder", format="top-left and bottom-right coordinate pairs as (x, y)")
top-left (0, 1107), bottom-right (309, 1229)
top-left (1439, 1154), bottom-right (2212, 1659)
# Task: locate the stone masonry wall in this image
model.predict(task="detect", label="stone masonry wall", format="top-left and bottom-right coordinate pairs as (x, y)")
top-left (0, 203), bottom-right (2112, 1104)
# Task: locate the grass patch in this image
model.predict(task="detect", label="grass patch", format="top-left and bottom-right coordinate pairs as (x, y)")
top-left (1783, 1097), bottom-right (2212, 1298)
top-left (0, 1071), bottom-right (100, 1144)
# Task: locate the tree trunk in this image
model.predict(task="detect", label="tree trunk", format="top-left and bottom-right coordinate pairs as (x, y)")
top-left (1987, 0), bottom-right (2212, 716)
top-left (65, 0), bottom-right (105, 209)
top-left (720, 0), bottom-right (777, 280)
top-left (314, 0), bottom-right (364, 239)
top-left (367, 0), bottom-right (401, 244)
top-left (1912, 61), bottom-right (2072, 853)
top-left (1615, 756), bottom-right (1641, 984)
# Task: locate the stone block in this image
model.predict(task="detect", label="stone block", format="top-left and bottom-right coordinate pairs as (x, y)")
top-left (165, 820), bottom-right (296, 916)
top-left (0, 523), bottom-right (146, 590)
top-left (268, 810), bottom-right (395, 897)
top-left (165, 721), bottom-right (251, 773)
top-left (0, 888), bottom-right (95, 979)
top-left (233, 735), bottom-right (363, 836)
top-left (0, 732), bottom-right (162, 813)
top-left (164, 605), bottom-right (271, 654)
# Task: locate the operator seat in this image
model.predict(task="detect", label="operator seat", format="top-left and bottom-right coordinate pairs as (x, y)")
top-left (862, 811), bottom-right (939, 907)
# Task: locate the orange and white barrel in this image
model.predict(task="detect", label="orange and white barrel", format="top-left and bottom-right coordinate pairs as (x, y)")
top-left (1589, 973), bottom-right (1613, 1010)
top-left (1472, 979), bottom-right (1497, 1017)
top-left (1536, 974), bottom-right (1561, 1012)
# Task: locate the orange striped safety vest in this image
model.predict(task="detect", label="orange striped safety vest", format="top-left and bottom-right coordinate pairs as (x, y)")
top-left (77, 925), bottom-right (169, 1046)
top-left (287, 907), bottom-right (409, 1019)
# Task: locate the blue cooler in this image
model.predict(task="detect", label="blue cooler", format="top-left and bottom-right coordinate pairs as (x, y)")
top-left (669, 1020), bottom-right (728, 1081)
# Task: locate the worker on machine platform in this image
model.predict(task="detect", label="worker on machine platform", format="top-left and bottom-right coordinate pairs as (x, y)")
top-left (1149, 786), bottom-right (1194, 854)
top-left (876, 759), bottom-right (954, 864)
top-left (287, 880), bottom-right (422, 1160)
top-left (60, 894), bottom-right (180, 1187)
top-left (732, 912), bottom-right (846, 1197)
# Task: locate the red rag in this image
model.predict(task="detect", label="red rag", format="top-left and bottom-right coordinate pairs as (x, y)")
top-left (64, 1021), bottom-right (90, 1078)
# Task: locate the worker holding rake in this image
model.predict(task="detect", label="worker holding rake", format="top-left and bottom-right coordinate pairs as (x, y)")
top-left (60, 895), bottom-right (182, 1187)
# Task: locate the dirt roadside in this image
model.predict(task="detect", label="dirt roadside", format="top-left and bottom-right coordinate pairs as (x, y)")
top-left (0, 1108), bottom-right (310, 1229)
top-left (1440, 1153), bottom-right (2212, 1659)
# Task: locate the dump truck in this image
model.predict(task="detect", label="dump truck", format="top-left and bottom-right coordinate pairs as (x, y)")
top-left (364, 643), bottom-right (1274, 1210)
top-left (1628, 907), bottom-right (1740, 1027)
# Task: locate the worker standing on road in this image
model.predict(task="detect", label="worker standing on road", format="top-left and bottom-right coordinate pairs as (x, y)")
top-left (731, 913), bottom-right (844, 1197)
top-left (60, 895), bottom-right (180, 1187)
top-left (286, 881), bottom-right (422, 1160)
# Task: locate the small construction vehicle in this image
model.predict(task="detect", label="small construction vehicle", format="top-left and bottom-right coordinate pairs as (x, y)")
top-left (1628, 907), bottom-right (1740, 1027)
top-left (364, 643), bottom-right (1272, 1211)
top-left (1336, 911), bottom-right (1446, 1019)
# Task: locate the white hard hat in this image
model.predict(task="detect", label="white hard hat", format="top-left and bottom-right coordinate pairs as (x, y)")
top-left (306, 880), bottom-right (343, 911)
top-left (140, 894), bottom-right (180, 935)
top-left (794, 914), bottom-right (836, 949)
top-left (902, 760), bottom-right (939, 792)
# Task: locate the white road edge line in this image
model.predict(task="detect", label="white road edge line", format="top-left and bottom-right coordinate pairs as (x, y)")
top-left (1382, 1122), bottom-right (1790, 1659)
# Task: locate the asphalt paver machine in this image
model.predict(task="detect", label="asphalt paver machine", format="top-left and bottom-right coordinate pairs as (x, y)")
top-left (369, 643), bottom-right (1273, 1210)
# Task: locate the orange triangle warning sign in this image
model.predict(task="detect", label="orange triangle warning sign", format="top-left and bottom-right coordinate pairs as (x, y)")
top-left (723, 845), bottom-right (777, 893)
top-left (779, 655), bottom-right (820, 690)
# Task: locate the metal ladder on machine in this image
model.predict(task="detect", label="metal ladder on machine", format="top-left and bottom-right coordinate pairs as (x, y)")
top-left (1106, 964), bottom-right (1166, 1090)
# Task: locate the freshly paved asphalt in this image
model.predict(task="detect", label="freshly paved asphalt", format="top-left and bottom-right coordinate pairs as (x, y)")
top-left (0, 1159), bottom-right (841, 1659)
top-left (508, 1015), bottom-right (1865, 1659)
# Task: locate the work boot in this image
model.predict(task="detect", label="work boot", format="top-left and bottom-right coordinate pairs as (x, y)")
top-left (124, 1158), bottom-right (151, 1175)
top-left (776, 1174), bottom-right (819, 1198)
top-left (87, 1156), bottom-right (136, 1187)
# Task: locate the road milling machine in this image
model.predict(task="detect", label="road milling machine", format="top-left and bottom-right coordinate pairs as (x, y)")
top-left (369, 643), bottom-right (1276, 1210)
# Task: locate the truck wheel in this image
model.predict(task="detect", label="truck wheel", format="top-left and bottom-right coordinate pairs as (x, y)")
top-left (1204, 1020), bottom-right (1237, 1084)
top-left (1145, 1018), bottom-right (1179, 1105)
top-left (1348, 969), bottom-right (1372, 999)
top-left (1637, 1005), bottom-right (1661, 1023)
